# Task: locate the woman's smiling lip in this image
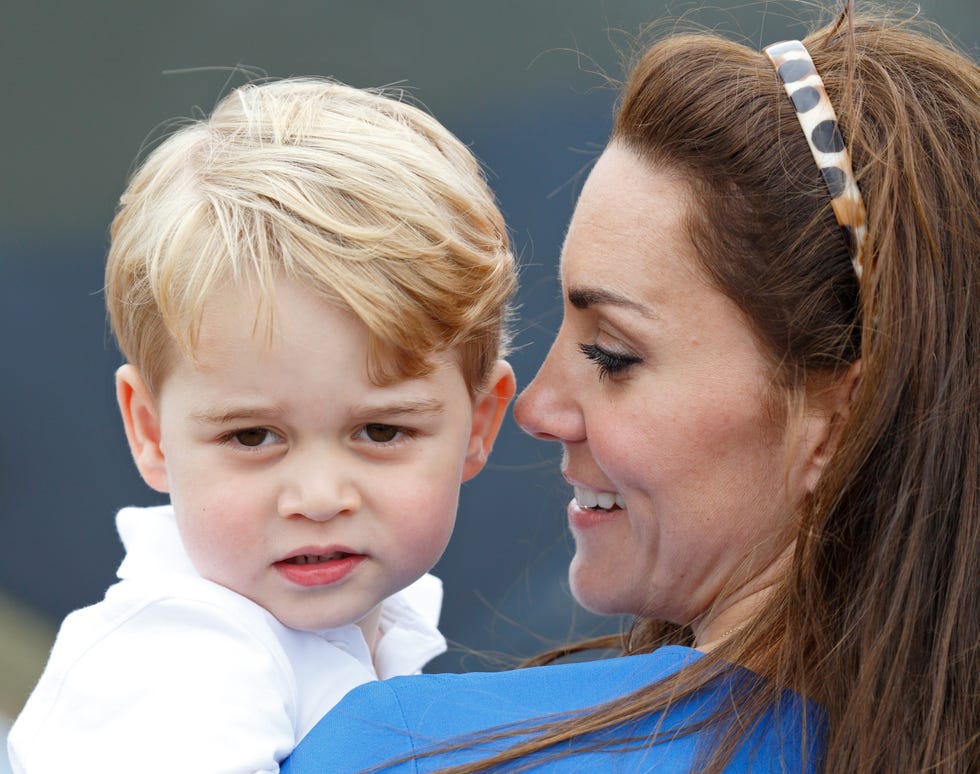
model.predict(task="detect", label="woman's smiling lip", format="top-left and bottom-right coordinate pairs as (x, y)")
top-left (572, 485), bottom-right (626, 510)
top-left (563, 479), bottom-right (627, 529)
top-left (567, 497), bottom-right (625, 530)
top-left (274, 546), bottom-right (366, 587)
top-left (563, 474), bottom-right (627, 509)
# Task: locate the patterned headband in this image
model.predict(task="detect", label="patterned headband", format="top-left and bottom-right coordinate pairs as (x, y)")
top-left (763, 39), bottom-right (868, 280)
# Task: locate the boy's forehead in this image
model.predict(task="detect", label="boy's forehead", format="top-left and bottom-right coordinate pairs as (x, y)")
top-left (171, 297), bottom-right (461, 377)
top-left (158, 346), bottom-right (473, 424)
top-left (190, 280), bottom-right (360, 346)
top-left (160, 277), bottom-right (473, 399)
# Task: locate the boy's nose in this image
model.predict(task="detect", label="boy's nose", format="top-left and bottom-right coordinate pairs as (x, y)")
top-left (277, 448), bottom-right (361, 521)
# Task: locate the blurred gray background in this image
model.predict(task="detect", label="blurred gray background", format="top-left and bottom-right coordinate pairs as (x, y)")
top-left (1, 0), bottom-right (976, 762)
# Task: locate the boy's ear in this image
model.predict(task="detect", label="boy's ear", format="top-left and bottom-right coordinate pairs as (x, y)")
top-left (116, 364), bottom-right (170, 493)
top-left (462, 360), bottom-right (516, 481)
top-left (797, 359), bottom-right (862, 494)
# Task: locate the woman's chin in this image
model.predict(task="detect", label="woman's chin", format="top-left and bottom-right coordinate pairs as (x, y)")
top-left (568, 555), bottom-right (634, 617)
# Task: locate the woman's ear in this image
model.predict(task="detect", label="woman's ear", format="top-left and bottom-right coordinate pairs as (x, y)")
top-left (116, 364), bottom-right (170, 493)
top-left (462, 360), bottom-right (517, 481)
top-left (798, 360), bottom-right (862, 494)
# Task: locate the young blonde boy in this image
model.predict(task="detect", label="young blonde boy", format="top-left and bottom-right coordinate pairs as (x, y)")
top-left (9, 78), bottom-right (516, 773)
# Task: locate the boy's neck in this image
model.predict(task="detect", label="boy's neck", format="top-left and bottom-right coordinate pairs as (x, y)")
top-left (357, 605), bottom-right (383, 658)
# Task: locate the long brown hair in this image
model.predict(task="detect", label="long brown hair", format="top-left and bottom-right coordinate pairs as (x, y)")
top-left (413, 4), bottom-right (978, 772)
top-left (606, 4), bottom-right (979, 771)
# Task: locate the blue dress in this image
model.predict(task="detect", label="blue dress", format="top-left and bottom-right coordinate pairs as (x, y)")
top-left (282, 645), bottom-right (822, 773)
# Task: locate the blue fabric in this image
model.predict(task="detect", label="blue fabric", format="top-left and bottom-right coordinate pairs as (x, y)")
top-left (282, 646), bottom-right (822, 773)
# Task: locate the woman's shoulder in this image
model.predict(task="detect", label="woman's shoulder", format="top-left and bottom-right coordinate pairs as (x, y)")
top-left (389, 644), bottom-right (703, 707)
top-left (284, 646), bottom-right (819, 772)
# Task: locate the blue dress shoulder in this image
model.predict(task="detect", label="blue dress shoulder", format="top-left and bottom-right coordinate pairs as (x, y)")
top-left (282, 645), bottom-right (822, 773)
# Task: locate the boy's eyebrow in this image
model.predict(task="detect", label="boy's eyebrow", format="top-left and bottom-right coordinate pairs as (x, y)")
top-left (190, 399), bottom-right (447, 425)
top-left (190, 407), bottom-right (285, 425)
top-left (351, 397), bottom-right (447, 417)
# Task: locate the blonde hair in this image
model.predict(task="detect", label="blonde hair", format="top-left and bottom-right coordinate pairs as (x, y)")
top-left (105, 78), bottom-right (516, 394)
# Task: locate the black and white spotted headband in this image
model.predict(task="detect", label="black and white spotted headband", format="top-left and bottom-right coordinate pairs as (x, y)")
top-left (764, 39), bottom-right (868, 279)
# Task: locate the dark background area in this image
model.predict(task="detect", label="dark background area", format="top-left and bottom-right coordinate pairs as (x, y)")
top-left (1, 2), bottom-right (975, 741)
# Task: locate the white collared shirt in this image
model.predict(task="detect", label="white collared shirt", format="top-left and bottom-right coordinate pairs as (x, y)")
top-left (8, 505), bottom-right (446, 774)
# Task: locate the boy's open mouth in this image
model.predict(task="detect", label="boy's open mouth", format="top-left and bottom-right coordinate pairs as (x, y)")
top-left (274, 551), bottom-right (365, 587)
top-left (283, 552), bottom-right (352, 565)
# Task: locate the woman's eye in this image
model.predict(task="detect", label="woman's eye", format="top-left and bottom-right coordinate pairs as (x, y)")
top-left (362, 424), bottom-right (402, 443)
top-left (230, 428), bottom-right (279, 447)
top-left (578, 342), bottom-right (642, 380)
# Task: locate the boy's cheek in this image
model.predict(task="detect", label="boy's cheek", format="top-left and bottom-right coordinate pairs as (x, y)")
top-left (175, 498), bottom-right (259, 572)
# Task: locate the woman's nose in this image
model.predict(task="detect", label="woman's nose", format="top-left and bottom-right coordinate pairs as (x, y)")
top-left (513, 337), bottom-right (585, 444)
top-left (278, 446), bottom-right (361, 522)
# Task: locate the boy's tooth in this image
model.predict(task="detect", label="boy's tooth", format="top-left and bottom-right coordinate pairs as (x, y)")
top-left (596, 492), bottom-right (616, 509)
top-left (615, 495), bottom-right (626, 509)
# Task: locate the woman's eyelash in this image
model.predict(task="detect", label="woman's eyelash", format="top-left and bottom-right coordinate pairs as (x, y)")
top-left (578, 342), bottom-right (642, 379)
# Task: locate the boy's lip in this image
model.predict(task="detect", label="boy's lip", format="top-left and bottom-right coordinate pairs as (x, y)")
top-left (274, 547), bottom-right (366, 587)
top-left (276, 545), bottom-right (362, 564)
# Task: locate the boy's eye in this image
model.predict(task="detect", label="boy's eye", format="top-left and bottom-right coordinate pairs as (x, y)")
top-left (578, 342), bottom-right (642, 380)
top-left (362, 424), bottom-right (401, 443)
top-left (232, 428), bottom-right (277, 447)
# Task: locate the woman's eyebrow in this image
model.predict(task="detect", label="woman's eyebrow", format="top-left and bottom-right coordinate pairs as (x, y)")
top-left (567, 286), bottom-right (657, 318)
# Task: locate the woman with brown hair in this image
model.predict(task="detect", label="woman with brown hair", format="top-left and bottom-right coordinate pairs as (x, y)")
top-left (284, 3), bottom-right (979, 771)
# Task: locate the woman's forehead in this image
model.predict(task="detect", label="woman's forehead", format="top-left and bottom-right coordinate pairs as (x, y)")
top-left (559, 148), bottom-right (703, 296)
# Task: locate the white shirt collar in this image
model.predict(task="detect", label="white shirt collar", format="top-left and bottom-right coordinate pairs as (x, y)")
top-left (114, 504), bottom-right (446, 678)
